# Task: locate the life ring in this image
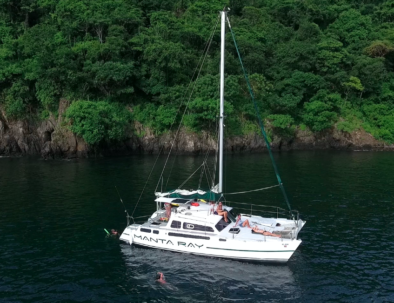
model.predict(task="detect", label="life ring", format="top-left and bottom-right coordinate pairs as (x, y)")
top-left (191, 202), bottom-right (200, 207)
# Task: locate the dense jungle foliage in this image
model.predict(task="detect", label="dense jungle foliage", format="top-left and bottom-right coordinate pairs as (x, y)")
top-left (1, 0), bottom-right (394, 145)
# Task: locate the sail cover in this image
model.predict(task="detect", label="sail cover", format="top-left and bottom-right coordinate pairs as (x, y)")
top-left (155, 189), bottom-right (221, 201)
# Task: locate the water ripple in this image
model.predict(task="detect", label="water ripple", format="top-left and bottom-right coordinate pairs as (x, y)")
top-left (0, 153), bottom-right (393, 302)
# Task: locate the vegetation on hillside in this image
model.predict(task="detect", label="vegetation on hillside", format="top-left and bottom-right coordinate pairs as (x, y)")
top-left (0, 0), bottom-right (394, 145)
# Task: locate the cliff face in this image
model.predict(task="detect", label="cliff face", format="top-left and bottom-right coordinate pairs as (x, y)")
top-left (0, 101), bottom-right (392, 158)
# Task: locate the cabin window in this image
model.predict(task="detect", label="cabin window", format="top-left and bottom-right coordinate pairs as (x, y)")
top-left (215, 222), bottom-right (227, 232)
top-left (183, 222), bottom-right (214, 232)
top-left (171, 220), bottom-right (181, 229)
top-left (140, 228), bottom-right (151, 233)
top-left (153, 230), bottom-right (159, 234)
top-left (229, 228), bottom-right (240, 234)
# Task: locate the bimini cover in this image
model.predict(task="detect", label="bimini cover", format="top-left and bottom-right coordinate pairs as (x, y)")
top-left (155, 189), bottom-right (221, 201)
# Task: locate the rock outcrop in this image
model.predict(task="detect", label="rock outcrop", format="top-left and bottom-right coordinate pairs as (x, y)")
top-left (0, 100), bottom-right (392, 158)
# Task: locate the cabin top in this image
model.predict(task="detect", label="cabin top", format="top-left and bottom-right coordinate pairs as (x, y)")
top-left (154, 197), bottom-right (234, 226)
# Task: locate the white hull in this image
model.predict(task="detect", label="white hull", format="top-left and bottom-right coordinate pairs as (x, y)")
top-left (120, 224), bottom-right (302, 262)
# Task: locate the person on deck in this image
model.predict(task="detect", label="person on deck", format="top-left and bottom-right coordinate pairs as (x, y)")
top-left (252, 226), bottom-right (281, 238)
top-left (165, 203), bottom-right (172, 219)
top-left (235, 215), bottom-right (252, 228)
top-left (214, 202), bottom-right (229, 223)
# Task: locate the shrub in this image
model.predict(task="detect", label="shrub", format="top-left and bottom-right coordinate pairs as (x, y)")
top-left (302, 101), bottom-right (337, 132)
top-left (266, 114), bottom-right (295, 138)
top-left (5, 96), bottom-right (26, 119)
top-left (336, 108), bottom-right (363, 133)
top-left (183, 98), bottom-right (218, 131)
top-left (183, 98), bottom-right (234, 132)
top-left (133, 103), bottom-right (178, 134)
top-left (65, 100), bottom-right (131, 146)
top-left (267, 114), bottom-right (294, 129)
top-left (362, 104), bottom-right (394, 143)
top-left (3, 80), bottom-right (33, 119)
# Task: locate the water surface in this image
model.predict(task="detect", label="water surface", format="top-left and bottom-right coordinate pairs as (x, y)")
top-left (1, 152), bottom-right (393, 302)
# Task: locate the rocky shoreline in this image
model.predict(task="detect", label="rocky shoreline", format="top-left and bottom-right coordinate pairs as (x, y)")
top-left (0, 101), bottom-right (392, 159)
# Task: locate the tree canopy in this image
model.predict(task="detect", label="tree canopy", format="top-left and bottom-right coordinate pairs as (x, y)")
top-left (1, 0), bottom-right (394, 144)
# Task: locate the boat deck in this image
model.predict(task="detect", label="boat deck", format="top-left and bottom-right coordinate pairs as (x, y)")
top-left (140, 202), bottom-right (298, 242)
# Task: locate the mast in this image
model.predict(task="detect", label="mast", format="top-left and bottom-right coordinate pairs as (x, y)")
top-left (218, 9), bottom-right (226, 194)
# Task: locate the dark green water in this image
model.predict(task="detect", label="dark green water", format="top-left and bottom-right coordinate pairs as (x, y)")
top-left (1, 152), bottom-right (393, 302)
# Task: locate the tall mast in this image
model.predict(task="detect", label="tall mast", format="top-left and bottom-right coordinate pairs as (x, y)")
top-left (218, 9), bottom-right (226, 194)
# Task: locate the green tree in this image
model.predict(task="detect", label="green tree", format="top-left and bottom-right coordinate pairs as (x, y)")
top-left (1, 0), bottom-right (394, 145)
top-left (302, 101), bottom-right (337, 132)
top-left (342, 76), bottom-right (364, 100)
top-left (65, 100), bottom-right (131, 145)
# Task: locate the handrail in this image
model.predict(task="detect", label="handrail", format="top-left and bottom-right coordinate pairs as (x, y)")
top-left (224, 200), bottom-right (298, 220)
top-left (225, 200), bottom-right (286, 209)
top-left (126, 214), bottom-right (152, 225)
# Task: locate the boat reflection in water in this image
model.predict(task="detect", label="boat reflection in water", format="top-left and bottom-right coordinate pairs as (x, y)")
top-left (120, 245), bottom-right (300, 302)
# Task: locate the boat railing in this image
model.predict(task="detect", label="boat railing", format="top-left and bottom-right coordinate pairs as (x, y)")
top-left (225, 200), bottom-right (299, 221)
top-left (127, 214), bottom-right (151, 225)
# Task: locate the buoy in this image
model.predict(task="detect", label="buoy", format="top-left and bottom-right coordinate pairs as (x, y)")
top-left (191, 202), bottom-right (200, 206)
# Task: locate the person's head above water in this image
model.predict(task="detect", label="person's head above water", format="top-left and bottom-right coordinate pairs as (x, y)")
top-left (156, 272), bottom-right (165, 283)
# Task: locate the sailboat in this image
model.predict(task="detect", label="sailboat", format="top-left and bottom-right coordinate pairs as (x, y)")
top-left (119, 9), bottom-right (305, 262)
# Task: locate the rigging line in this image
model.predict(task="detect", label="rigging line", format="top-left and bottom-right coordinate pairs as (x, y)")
top-left (204, 162), bottom-right (212, 191)
top-left (178, 163), bottom-right (205, 189)
top-left (157, 14), bottom-right (221, 193)
top-left (159, 14), bottom-right (220, 192)
top-left (161, 16), bottom-right (220, 192)
top-left (203, 149), bottom-right (214, 187)
top-left (131, 153), bottom-right (162, 217)
top-left (162, 18), bottom-right (219, 192)
top-left (224, 184), bottom-right (280, 195)
top-left (197, 133), bottom-right (211, 189)
top-left (226, 16), bottom-right (292, 212)
top-left (115, 185), bottom-right (131, 220)
top-left (204, 160), bottom-right (213, 187)
top-left (198, 130), bottom-right (217, 190)
top-left (199, 132), bottom-right (214, 188)
top-left (115, 186), bottom-right (127, 210)
top-left (132, 15), bottom-right (220, 216)
top-left (198, 158), bottom-right (206, 189)
top-left (198, 162), bottom-right (205, 189)
top-left (198, 160), bottom-right (209, 190)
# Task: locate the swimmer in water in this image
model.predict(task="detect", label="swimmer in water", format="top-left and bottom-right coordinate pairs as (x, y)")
top-left (111, 229), bottom-right (118, 236)
top-left (156, 272), bottom-right (165, 283)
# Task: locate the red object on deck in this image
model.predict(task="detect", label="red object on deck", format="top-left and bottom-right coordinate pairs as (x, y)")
top-left (191, 202), bottom-right (200, 206)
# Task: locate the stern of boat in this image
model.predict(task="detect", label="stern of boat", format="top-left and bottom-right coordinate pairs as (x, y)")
top-left (119, 224), bottom-right (140, 245)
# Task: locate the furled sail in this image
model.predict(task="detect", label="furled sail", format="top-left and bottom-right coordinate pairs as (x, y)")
top-left (155, 189), bottom-right (220, 201)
